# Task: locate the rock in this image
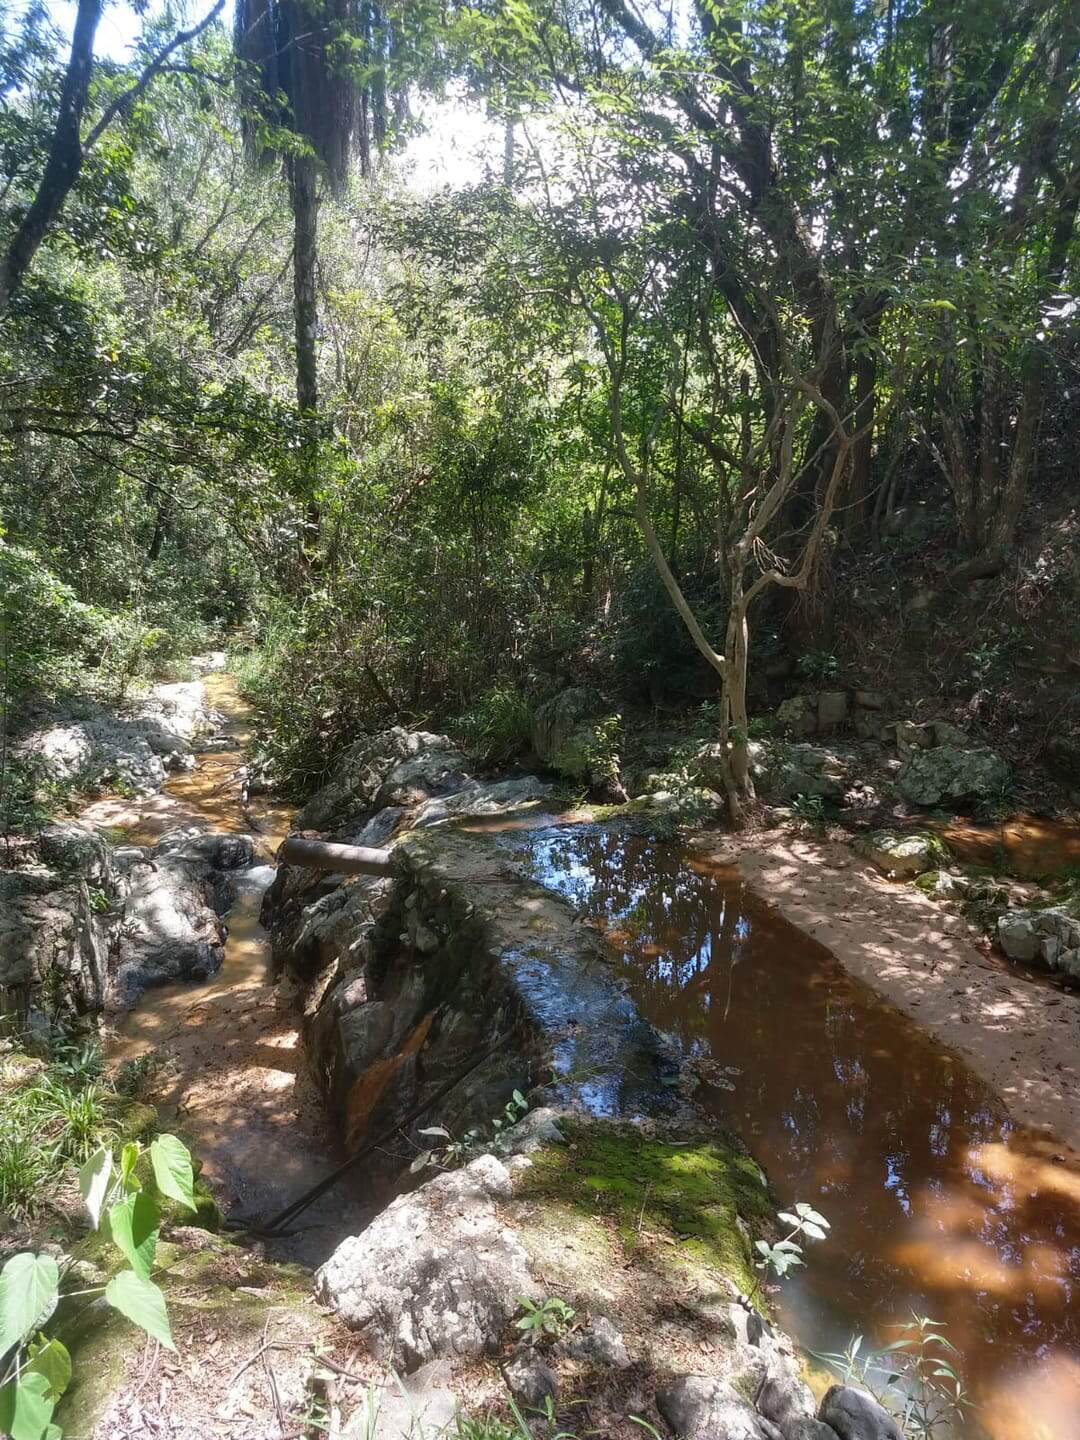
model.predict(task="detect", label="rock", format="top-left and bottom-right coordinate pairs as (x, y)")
top-left (657, 1375), bottom-right (780, 1440)
top-left (17, 680), bottom-right (214, 796)
top-left (757, 1362), bottom-right (817, 1436)
top-left (789, 1424), bottom-right (841, 1440)
top-left (998, 906), bottom-right (1080, 977)
top-left (818, 1386), bottom-right (902, 1440)
top-left (36, 822), bottom-right (113, 888)
top-left (817, 692), bottom-right (849, 730)
top-left (897, 746), bottom-right (1010, 808)
top-left (932, 720), bottom-right (967, 747)
top-left (412, 777), bottom-right (550, 828)
top-left (859, 831), bottom-right (937, 879)
top-left (0, 871), bottom-right (108, 1017)
top-left (531, 688), bottom-right (621, 790)
top-left (296, 729), bottom-right (469, 831)
top-left (113, 848), bottom-right (227, 1007)
top-left (776, 695), bottom-right (818, 737)
top-left (556, 1315), bottom-right (630, 1370)
top-left (503, 1107), bottom-right (567, 1155)
top-left (155, 828), bottom-right (255, 869)
top-left (913, 869), bottom-right (967, 900)
top-left (750, 741), bottom-right (852, 801)
top-left (997, 912), bottom-right (1040, 961)
top-left (314, 1155), bottom-right (537, 1370)
top-left (504, 1349), bottom-right (558, 1410)
top-left (343, 1359), bottom-right (456, 1438)
top-left (853, 691), bottom-right (884, 711)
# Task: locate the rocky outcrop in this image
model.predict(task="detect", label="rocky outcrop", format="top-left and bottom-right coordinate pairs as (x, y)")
top-left (112, 825), bottom-right (261, 1007)
top-left (997, 904), bottom-right (1080, 979)
top-left (747, 740), bottom-right (853, 802)
top-left (897, 745), bottom-right (1010, 808)
top-left (531, 687), bottom-right (623, 794)
top-left (0, 869), bottom-right (109, 1021)
top-left (657, 1375), bottom-right (782, 1439)
top-left (17, 681), bottom-right (216, 795)
top-left (295, 728), bottom-right (470, 832)
top-left (315, 1155), bottom-right (537, 1369)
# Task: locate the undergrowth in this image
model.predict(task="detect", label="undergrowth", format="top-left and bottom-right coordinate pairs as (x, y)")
top-left (0, 1030), bottom-right (122, 1221)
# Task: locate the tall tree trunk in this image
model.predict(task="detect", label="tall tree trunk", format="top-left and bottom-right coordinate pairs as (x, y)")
top-left (0, 0), bottom-right (101, 310)
top-left (288, 151), bottom-right (321, 554)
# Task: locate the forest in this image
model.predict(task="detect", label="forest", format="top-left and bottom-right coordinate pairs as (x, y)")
top-left (1, 1), bottom-right (1079, 1439)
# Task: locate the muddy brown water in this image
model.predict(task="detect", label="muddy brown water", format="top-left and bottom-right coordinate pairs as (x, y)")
top-left (516, 826), bottom-right (1080, 1440)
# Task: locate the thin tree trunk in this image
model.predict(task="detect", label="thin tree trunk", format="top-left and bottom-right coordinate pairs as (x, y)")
top-left (0, 0), bottom-right (102, 310)
top-left (288, 151), bottom-right (321, 554)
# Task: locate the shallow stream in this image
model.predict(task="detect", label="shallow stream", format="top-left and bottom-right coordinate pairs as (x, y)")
top-left (86, 675), bottom-right (366, 1264)
top-left (81, 679), bottom-right (1080, 1432)
top-left (514, 827), bottom-right (1080, 1440)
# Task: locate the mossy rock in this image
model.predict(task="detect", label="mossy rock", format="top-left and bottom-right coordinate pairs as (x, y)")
top-left (118, 1100), bottom-right (158, 1141)
top-left (511, 1119), bottom-right (770, 1302)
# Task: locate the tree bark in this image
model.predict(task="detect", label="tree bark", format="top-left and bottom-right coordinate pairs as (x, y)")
top-left (0, 0), bottom-right (102, 310)
top-left (288, 151), bottom-right (322, 552)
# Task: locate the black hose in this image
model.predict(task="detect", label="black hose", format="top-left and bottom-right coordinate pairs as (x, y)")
top-left (244, 1033), bottom-right (514, 1236)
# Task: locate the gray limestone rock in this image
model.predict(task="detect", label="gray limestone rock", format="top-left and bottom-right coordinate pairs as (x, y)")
top-left (315, 1155), bottom-right (537, 1370)
top-left (818, 1386), bottom-right (902, 1440)
top-left (656, 1375), bottom-right (780, 1440)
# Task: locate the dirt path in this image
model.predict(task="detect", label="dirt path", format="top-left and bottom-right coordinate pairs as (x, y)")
top-left (694, 828), bottom-right (1080, 1157)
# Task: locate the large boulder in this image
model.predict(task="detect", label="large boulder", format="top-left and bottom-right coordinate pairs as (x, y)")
top-left (858, 831), bottom-right (938, 879)
top-left (531, 688), bottom-right (621, 791)
top-left (656, 1375), bottom-right (781, 1440)
top-left (36, 821), bottom-right (113, 888)
top-left (412, 776), bottom-right (550, 828)
top-left (818, 1386), bottom-right (902, 1440)
top-left (897, 746), bottom-right (1010, 809)
top-left (775, 694), bottom-right (818, 738)
top-left (750, 741), bottom-right (852, 802)
top-left (296, 729), bottom-right (469, 831)
top-left (112, 836), bottom-right (235, 1007)
top-left (0, 871), bottom-right (108, 1019)
top-left (314, 1154), bottom-right (538, 1370)
top-left (18, 681), bottom-right (216, 796)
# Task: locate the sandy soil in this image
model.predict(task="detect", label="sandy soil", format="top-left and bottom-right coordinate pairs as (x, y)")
top-left (694, 828), bottom-right (1080, 1157)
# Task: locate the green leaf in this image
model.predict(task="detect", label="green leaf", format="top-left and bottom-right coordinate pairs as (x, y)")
top-left (0, 1372), bottom-right (55, 1440)
top-left (120, 1142), bottom-right (141, 1190)
top-left (104, 1270), bottom-right (175, 1352)
top-left (26, 1337), bottom-right (71, 1402)
top-left (108, 1192), bottom-right (159, 1280)
top-left (149, 1135), bottom-right (196, 1213)
top-left (78, 1147), bottom-right (113, 1230)
top-left (802, 1221), bottom-right (828, 1241)
top-left (0, 1254), bottom-right (60, 1355)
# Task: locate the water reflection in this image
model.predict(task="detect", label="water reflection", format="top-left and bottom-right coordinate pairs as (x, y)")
top-left (516, 827), bottom-right (1080, 1440)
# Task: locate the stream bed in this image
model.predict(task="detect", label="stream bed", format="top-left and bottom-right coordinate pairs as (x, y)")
top-left (512, 826), bottom-right (1080, 1440)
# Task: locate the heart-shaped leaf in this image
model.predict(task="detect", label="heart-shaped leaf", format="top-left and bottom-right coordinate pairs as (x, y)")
top-left (0, 1255), bottom-right (59, 1356)
top-left (108, 1192), bottom-right (159, 1280)
top-left (78, 1147), bottom-right (113, 1230)
top-left (104, 1271), bottom-right (175, 1352)
top-left (150, 1134), bottom-right (196, 1212)
top-left (0, 1371), bottom-right (54, 1440)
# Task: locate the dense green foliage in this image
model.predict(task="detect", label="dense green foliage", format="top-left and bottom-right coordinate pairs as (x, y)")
top-left (1, 0), bottom-right (1077, 809)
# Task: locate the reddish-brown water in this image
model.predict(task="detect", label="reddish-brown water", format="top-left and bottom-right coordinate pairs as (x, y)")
top-left (519, 827), bottom-right (1080, 1440)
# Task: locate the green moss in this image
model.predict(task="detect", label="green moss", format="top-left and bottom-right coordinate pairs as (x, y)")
top-left (515, 1119), bottom-right (770, 1299)
top-left (118, 1100), bottom-right (158, 1140)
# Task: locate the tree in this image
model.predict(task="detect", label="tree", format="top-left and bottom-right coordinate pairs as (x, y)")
top-left (234, 0), bottom-right (399, 552)
top-left (0, 0), bottom-right (224, 311)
